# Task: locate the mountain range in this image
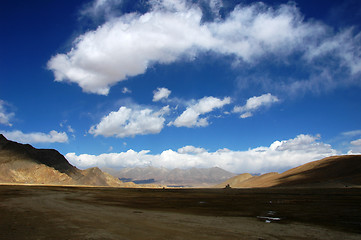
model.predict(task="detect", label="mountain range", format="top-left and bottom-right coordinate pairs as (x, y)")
top-left (102, 166), bottom-right (236, 187)
top-left (215, 155), bottom-right (361, 188)
top-left (1, 134), bottom-right (361, 188)
top-left (0, 134), bottom-right (134, 187)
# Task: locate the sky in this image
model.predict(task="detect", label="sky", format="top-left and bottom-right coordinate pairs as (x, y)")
top-left (1, 0), bottom-right (361, 173)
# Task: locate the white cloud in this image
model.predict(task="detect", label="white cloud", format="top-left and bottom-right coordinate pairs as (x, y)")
top-left (177, 145), bottom-right (206, 154)
top-left (1, 130), bottom-right (68, 144)
top-left (66, 149), bottom-right (154, 169)
top-left (48, 0), bottom-right (361, 95)
top-left (66, 134), bottom-right (337, 172)
top-left (121, 87), bottom-right (131, 94)
top-left (67, 125), bottom-right (75, 133)
top-left (233, 93), bottom-right (279, 118)
top-left (338, 130), bottom-right (361, 154)
top-left (89, 105), bottom-right (170, 138)
top-left (304, 29), bottom-right (361, 75)
top-left (170, 96), bottom-right (231, 127)
top-left (351, 139), bottom-right (361, 146)
top-left (208, 0), bottom-right (223, 19)
top-left (48, 0), bottom-right (212, 95)
top-left (342, 130), bottom-right (361, 137)
top-left (240, 112), bottom-right (253, 119)
top-left (0, 100), bottom-right (14, 127)
top-left (60, 121), bottom-right (75, 135)
top-left (80, 0), bottom-right (124, 21)
top-left (153, 87), bottom-right (171, 102)
top-left (349, 138), bottom-right (361, 154)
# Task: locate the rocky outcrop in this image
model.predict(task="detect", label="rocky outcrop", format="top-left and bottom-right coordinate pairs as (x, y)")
top-left (0, 134), bottom-right (133, 187)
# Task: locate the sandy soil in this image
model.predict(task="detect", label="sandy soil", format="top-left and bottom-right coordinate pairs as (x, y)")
top-left (0, 185), bottom-right (360, 240)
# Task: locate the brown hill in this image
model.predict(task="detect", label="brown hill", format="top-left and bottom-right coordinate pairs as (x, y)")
top-left (214, 173), bottom-right (253, 188)
top-left (0, 134), bottom-right (134, 187)
top-left (216, 155), bottom-right (361, 188)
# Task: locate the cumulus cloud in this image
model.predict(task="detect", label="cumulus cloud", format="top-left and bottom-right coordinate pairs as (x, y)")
top-left (1, 130), bottom-right (68, 144)
top-left (0, 100), bottom-right (14, 126)
top-left (89, 105), bottom-right (170, 138)
top-left (170, 96), bottom-right (230, 127)
top-left (66, 149), bottom-right (153, 169)
top-left (153, 87), bottom-right (171, 102)
top-left (48, 0), bottom-right (211, 95)
top-left (66, 134), bottom-right (337, 172)
top-left (48, 0), bottom-right (361, 95)
top-left (177, 145), bottom-right (206, 154)
top-left (233, 93), bottom-right (279, 118)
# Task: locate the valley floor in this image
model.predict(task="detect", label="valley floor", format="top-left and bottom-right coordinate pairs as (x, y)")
top-left (0, 185), bottom-right (360, 240)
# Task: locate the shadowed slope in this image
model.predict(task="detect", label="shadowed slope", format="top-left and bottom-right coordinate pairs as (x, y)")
top-left (217, 155), bottom-right (361, 188)
top-left (275, 155), bottom-right (361, 187)
top-left (0, 134), bottom-right (77, 176)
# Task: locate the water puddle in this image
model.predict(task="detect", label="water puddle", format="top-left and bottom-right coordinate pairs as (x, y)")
top-left (257, 216), bottom-right (282, 223)
top-left (257, 210), bottom-right (282, 223)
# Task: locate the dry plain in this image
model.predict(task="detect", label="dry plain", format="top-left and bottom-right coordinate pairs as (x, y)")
top-left (0, 185), bottom-right (361, 240)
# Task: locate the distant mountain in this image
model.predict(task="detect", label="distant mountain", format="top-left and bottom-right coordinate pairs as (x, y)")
top-left (215, 155), bottom-right (361, 188)
top-left (0, 134), bottom-right (134, 187)
top-left (102, 166), bottom-right (236, 187)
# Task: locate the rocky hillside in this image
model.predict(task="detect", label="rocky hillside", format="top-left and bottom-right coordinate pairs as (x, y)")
top-left (0, 134), bottom-right (134, 187)
top-left (215, 155), bottom-right (361, 188)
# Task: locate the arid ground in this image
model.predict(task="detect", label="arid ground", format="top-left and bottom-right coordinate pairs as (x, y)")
top-left (0, 185), bottom-right (360, 240)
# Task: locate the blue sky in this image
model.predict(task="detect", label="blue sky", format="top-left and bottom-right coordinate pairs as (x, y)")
top-left (1, 0), bottom-right (361, 173)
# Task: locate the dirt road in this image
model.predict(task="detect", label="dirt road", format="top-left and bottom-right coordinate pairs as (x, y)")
top-left (0, 185), bottom-right (360, 239)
